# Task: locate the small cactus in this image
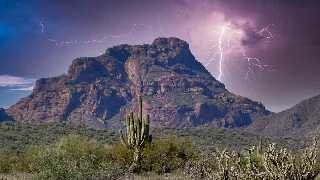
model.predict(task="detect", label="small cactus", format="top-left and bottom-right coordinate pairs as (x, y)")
top-left (120, 96), bottom-right (152, 172)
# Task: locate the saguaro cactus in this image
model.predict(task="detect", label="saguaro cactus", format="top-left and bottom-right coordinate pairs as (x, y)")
top-left (120, 96), bottom-right (152, 172)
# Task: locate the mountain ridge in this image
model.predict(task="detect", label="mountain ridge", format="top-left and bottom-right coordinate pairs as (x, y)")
top-left (247, 94), bottom-right (320, 138)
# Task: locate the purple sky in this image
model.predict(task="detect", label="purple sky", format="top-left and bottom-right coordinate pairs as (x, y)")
top-left (1, 0), bottom-right (320, 112)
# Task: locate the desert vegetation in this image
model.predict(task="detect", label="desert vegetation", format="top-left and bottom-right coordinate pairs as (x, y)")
top-left (0, 133), bottom-right (319, 179)
top-left (0, 98), bottom-right (319, 179)
top-left (185, 140), bottom-right (320, 179)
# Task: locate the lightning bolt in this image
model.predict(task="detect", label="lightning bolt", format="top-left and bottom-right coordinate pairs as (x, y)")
top-left (217, 25), bottom-right (227, 81)
top-left (242, 53), bottom-right (273, 80)
top-left (258, 24), bottom-right (274, 39)
top-left (205, 24), bottom-right (274, 81)
top-left (242, 24), bottom-right (274, 80)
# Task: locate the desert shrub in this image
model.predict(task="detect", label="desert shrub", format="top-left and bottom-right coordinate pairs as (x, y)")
top-left (0, 148), bottom-right (40, 174)
top-left (20, 145), bottom-right (45, 173)
top-left (184, 140), bottom-right (320, 180)
top-left (142, 136), bottom-right (195, 174)
top-left (262, 141), bottom-right (320, 179)
top-left (31, 134), bottom-right (124, 180)
top-left (0, 150), bottom-right (20, 174)
top-left (109, 143), bottom-right (134, 169)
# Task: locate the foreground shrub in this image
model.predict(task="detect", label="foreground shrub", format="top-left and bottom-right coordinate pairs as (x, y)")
top-left (142, 136), bottom-right (195, 174)
top-left (109, 143), bottom-right (133, 169)
top-left (0, 150), bottom-right (20, 173)
top-left (30, 135), bottom-right (124, 179)
top-left (184, 139), bottom-right (320, 180)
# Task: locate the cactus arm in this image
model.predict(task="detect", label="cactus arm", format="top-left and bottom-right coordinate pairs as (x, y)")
top-left (138, 96), bottom-right (143, 144)
top-left (126, 115), bottom-right (131, 145)
top-left (144, 115), bottom-right (150, 140)
top-left (140, 119), bottom-right (145, 142)
top-left (139, 136), bottom-right (145, 146)
top-left (139, 96), bottom-right (143, 120)
top-left (119, 129), bottom-right (130, 148)
top-left (130, 113), bottom-right (135, 145)
top-left (133, 114), bottom-right (137, 146)
top-left (137, 118), bottom-right (141, 145)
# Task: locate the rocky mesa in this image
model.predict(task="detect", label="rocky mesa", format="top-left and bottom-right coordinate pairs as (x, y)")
top-left (6, 37), bottom-right (270, 129)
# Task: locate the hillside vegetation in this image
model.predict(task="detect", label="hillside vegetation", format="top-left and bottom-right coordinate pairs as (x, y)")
top-left (0, 122), bottom-right (306, 152)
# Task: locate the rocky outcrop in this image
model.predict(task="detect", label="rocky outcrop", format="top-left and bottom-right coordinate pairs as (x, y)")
top-left (7, 37), bottom-right (270, 129)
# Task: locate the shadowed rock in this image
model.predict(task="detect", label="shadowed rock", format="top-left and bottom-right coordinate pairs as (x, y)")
top-left (0, 108), bottom-right (13, 122)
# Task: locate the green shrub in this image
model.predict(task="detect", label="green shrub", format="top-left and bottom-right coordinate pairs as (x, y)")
top-left (20, 145), bottom-right (45, 173)
top-left (142, 136), bottom-right (195, 174)
top-left (110, 143), bottom-right (133, 169)
top-left (31, 134), bottom-right (124, 180)
top-left (0, 150), bottom-right (20, 174)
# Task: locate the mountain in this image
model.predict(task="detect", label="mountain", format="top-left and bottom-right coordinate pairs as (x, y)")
top-left (247, 94), bottom-right (320, 138)
top-left (6, 37), bottom-right (270, 129)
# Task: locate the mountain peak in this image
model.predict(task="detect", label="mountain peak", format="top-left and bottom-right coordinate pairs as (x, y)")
top-left (152, 37), bottom-right (189, 49)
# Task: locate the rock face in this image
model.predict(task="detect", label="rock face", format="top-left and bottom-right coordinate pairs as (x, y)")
top-left (247, 94), bottom-right (320, 138)
top-left (7, 37), bottom-right (270, 129)
top-left (0, 108), bottom-right (13, 122)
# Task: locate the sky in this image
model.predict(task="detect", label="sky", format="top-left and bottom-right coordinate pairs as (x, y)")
top-left (0, 0), bottom-right (320, 112)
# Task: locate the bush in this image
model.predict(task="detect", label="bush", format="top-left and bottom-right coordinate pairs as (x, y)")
top-left (0, 150), bottom-right (20, 174)
top-left (110, 143), bottom-right (133, 169)
top-left (30, 135), bottom-right (124, 180)
top-left (142, 136), bottom-right (195, 174)
top-left (184, 140), bottom-right (320, 180)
